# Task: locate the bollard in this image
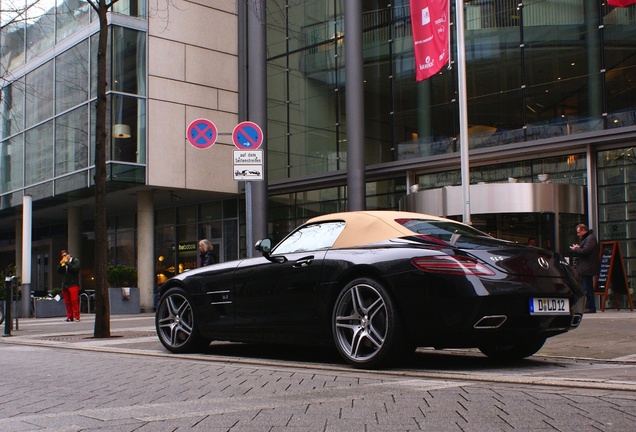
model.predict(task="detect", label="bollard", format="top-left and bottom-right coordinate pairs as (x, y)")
top-left (3, 276), bottom-right (15, 337)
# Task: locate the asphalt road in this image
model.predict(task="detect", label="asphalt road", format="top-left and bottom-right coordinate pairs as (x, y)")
top-left (1, 311), bottom-right (635, 431)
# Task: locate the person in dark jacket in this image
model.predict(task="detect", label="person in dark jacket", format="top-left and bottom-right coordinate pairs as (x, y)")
top-left (57, 250), bottom-right (81, 322)
top-left (198, 239), bottom-right (216, 267)
top-left (570, 224), bottom-right (600, 313)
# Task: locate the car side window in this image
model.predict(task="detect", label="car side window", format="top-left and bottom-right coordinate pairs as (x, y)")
top-left (273, 221), bottom-right (346, 254)
top-left (397, 219), bottom-right (489, 239)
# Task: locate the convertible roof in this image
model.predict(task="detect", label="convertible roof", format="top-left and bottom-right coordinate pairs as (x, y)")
top-left (306, 210), bottom-right (449, 249)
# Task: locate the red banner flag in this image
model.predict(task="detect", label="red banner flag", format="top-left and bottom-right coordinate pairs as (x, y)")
top-left (410, 0), bottom-right (450, 82)
top-left (608, 0), bottom-right (636, 6)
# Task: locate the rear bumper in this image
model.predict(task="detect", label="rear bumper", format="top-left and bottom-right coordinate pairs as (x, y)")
top-left (407, 294), bottom-right (586, 349)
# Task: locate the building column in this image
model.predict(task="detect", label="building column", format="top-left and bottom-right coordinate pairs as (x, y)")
top-left (345, 0), bottom-right (366, 210)
top-left (247, 0), bottom-right (268, 250)
top-left (417, 80), bottom-right (433, 153)
top-left (14, 219), bottom-right (22, 282)
top-left (137, 190), bottom-right (155, 311)
top-left (12, 219), bottom-right (23, 316)
top-left (67, 207), bottom-right (82, 259)
top-left (584, 0), bottom-right (602, 121)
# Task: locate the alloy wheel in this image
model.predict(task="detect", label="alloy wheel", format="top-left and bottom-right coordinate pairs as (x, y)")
top-left (156, 291), bottom-right (195, 350)
top-left (333, 281), bottom-right (389, 365)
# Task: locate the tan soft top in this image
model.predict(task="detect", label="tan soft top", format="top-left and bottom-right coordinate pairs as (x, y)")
top-left (306, 210), bottom-right (449, 249)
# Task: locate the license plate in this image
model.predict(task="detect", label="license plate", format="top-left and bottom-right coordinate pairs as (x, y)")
top-left (529, 298), bottom-right (570, 315)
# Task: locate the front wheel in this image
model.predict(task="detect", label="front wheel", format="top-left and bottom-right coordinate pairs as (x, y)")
top-left (155, 287), bottom-right (210, 353)
top-left (332, 278), bottom-right (403, 369)
top-left (478, 336), bottom-right (546, 361)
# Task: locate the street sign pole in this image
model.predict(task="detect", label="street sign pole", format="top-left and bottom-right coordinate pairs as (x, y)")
top-left (185, 119), bottom-right (264, 258)
top-left (232, 122), bottom-right (264, 257)
top-left (245, 182), bottom-right (253, 257)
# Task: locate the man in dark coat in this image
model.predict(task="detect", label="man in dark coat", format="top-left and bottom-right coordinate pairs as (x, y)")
top-left (570, 224), bottom-right (600, 313)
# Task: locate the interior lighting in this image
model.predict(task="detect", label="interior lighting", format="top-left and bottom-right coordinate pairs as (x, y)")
top-left (112, 124), bottom-right (131, 138)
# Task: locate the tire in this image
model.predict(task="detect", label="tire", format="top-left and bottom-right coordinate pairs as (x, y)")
top-left (332, 278), bottom-right (403, 369)
top-left (478, 336), bottom-right (546, 361)
top-left (155, 287), bottom-right (210, 353)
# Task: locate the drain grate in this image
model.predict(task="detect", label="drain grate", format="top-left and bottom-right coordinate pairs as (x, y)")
top-left (41, 331), bottom-right (156, 343)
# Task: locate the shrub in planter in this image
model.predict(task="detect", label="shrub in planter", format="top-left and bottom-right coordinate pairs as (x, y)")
top-left (107, 266), bottom-right (140, 314)
top-left (0, 263), bottom-right (19, 300)
top-left (107, 265), bottom-right (138, 287)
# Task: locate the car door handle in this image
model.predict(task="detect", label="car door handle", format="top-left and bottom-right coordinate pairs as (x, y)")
top-left (293, 256), bottom-right (314, 268)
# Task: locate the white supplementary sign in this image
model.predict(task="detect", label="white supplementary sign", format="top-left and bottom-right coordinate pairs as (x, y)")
top-left (234, 165), bottom-right (263, 181)
top-left (233, 150), bottom-right (263, 165)
top-left (233, 150), bottom-right (263, 181)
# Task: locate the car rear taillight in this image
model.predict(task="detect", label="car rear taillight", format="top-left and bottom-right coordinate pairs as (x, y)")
top-left (411, 255), bottom-right (495, 277)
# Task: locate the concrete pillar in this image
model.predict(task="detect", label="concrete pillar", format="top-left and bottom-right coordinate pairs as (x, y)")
top-left (584, 0), bottom-right (602, 121)
top-left (67, 207), bottom-right (82, 260)
top-left (21, 195), bottom-right (32, 318)
top-left (137, 190), bottom-right (155, 311)
top-left (247, 0), bottom-right (268, 250)
top-left (13, 219), bottom-right (23, 318)
top-left (345, 0), bottom-right (366, 211)
top-left (14, 219), bottom-right (22, 281)
top-left (417, 80), bottom-right (432, 151)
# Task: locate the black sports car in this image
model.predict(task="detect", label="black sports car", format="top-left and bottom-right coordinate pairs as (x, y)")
top-left (156, 211), bottom-right (585, 369)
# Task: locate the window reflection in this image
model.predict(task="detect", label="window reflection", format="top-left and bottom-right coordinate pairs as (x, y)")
top-left (55, 41), bottom-right (89, 114)
top-left (55, 106), bottom-right (88, 175)
top-left (25, 121), bottom-right (53, 184)
top-left (0, 135), bottom-right (24, 193)
top-left (1, 1), bottom-right (26, 73)
top-left (268, 1), bottom-right (636, 175)
top-left (274, 222), bottom-right (346, 254)
top-left (26, 0), bottom-right (55, 61)
top-left (25, 61), bottom-right (54, 128)
top-left (1, 80), bottom-right (25, 139)
top-left (112, 27), bottom-right (146, 96)
top-left (56, 0), bottom-right (91, 43)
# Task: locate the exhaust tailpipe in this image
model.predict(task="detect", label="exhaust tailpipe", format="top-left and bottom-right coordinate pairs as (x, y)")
top-left (474, 315), bottom-right (507, 329)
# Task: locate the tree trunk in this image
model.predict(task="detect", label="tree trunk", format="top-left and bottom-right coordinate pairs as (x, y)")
top-left (93, 0), bottom-right (110, 338)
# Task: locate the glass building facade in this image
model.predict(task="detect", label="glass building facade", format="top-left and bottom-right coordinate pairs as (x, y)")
top-left (0, 0), bottom-right (244, 297)
top-left (266, 1), bottom-right (635, 178)
top-left (264, 1), bottom-right (636, 297)
top-left (1, 0), bottom-right (148, 208)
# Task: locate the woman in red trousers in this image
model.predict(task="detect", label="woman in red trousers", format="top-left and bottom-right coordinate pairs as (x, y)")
top-left (57, 250), bottom-right (81, 322)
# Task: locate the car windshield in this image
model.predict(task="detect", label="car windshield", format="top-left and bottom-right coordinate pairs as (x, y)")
top-left (273, 221), bottom-right (346, 254)
top-left (395, 218), bottom-right (507, 248)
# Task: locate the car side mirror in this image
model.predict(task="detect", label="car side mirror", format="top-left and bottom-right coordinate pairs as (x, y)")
top-left (255, 238), bottom-right (287, 263)
top-left (255, 238), bottom-right (272, 255)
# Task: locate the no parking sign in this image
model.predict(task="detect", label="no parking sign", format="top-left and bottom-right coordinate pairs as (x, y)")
top-left (186, 119), bottom-right (217, 149)
top-left (232, 121), bottom-right (263, 150)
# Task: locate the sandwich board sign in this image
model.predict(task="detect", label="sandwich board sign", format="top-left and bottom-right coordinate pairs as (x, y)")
top-left (595, 241), bottom-right (633, 311)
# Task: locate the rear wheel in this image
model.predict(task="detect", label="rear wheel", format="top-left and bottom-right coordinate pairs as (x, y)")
top-left (332, 278), bottom-right (403, 369)
top-left (156, 287), bottom-right (210, 353)
top-left (478, 336), bottom-right (546, 361)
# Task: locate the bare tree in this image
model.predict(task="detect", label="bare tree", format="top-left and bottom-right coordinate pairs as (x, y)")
top-left (1, 0), bottom-right (116, 337)
top-left (86, 0), bottom-right (120, 338)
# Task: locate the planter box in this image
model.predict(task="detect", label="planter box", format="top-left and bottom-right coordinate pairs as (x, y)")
top-left (34, 299), bottom-right (67, 318)
top-left (1, 300), bottom-right (26, 319)
top-left (109, 287), bottom-right (140, 315)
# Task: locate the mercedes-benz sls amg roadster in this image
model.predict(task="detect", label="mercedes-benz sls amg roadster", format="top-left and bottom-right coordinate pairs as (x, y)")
top-left (156, 211), bottom-right (585, 369)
